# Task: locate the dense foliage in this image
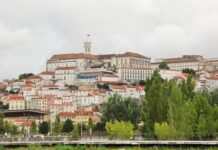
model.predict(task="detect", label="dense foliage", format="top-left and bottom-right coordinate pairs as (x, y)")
top-left (182, 68), bottom-right (196, 76)
top-left (141, 70), bottom-right (218, 139)
top-left (105, 120), bottom-right (134, 140)
top-left (159, 62), bottom-right (169, 69)
top-left (62, 119), bottom-right (73, 133)
top-left (39, 121), bottom-right (49, 134)
top-left (18, 73), bottom-right (34, 80)
top-left (101, 94), bottom-right (141, 129)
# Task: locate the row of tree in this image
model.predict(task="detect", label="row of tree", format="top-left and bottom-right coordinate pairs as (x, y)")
top-left (100, 70), bottom-right (218, 140)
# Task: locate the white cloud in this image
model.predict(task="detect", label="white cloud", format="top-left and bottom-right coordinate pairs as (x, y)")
top-left (0, 0), bottom-right (218, 79)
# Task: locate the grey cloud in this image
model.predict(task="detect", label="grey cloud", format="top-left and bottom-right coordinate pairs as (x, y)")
top-left (0, 0), bottom-right (218, 79)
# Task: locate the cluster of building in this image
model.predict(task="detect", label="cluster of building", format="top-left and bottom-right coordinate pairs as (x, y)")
top-left (0, 41), bottom-right (218, 130)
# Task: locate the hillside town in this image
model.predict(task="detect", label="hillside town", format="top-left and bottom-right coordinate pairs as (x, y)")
top-left (0, 41), bottom-right (218, 133)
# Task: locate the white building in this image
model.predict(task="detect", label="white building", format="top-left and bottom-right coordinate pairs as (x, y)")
top-left (8, 95), bottom-right (25, 110)
top-left (75, 90), bottom-right (103, 107)
top-left (151, 55), bottom-right (204, 71)
top-left (47, 53), bottom-right (97, 72)
top-left (159, 69), bottom-right (181, 80)
top-left (205, 76), bottom-right (218, 91)
top-left (98, 74), bottom-right (120, 82)
top-left (98, 52), bottom-right (151, 69)
top-left (117, 68), bottom-right (153, 82)
top-left (107, 85), bottom-right (145, 99)
top-left (55, 67), bottom-right (77, 85)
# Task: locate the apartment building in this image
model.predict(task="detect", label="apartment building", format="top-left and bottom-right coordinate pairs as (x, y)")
top-left (151, 55), bottom-right (204, 71)
top-left (117, 68), bottom-right (153, 82)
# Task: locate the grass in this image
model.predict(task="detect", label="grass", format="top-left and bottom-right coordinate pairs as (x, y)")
top-left (1, 145), bottom-right (218, 150)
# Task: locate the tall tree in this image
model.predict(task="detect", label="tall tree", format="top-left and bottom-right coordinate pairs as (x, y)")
top-left (39, 121), bottom-right (49, 134)
top-left (0, 113), bottom-right (4, 134)
top-left (101, 94), bottom-right (141, 128)
top-left (193, 93), bottom-right (215, 139)
top-left (87, 118), bottom-right (94, 137)
top-left (53, 116), bottom-right (61, 133)
top-left (62, 119), bottom-right (73, 133)
top-left (183, 100), bottom-right (197, 139)
top-left (142, 70), bottom-right (166, 135)
top-left (167, 84), bottom-right (185, 139)
top-left (179, 75), bottom-right (196, 101)
top-left (30, 120), bottom-right (37, 134)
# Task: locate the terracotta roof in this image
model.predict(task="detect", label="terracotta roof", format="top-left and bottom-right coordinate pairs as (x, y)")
top-left (58, 111), bottom-right (94, 117)
top-left (40, 71), bottom-right (55, 76)
top-left (43, 84), bottom-right (58, 88)
top-left (49, 53), bottom-right (97, 61)
top-left (27, 75), bottom-right (42, 80)
top-left (98, 54), bottom-right (116, 60)
top-left (206, 76), bottom-right (218, 80)
top-left (8, 95), bottom-right (24, 101)
top-left (98, 52), bottom-right (147, 60)
top-left (89, 91), bottom-right (100, 96)
top-left (136, 86), bottom-right (144, 91)
top-left (99, 74), bottom-right (119, 78)
top-left (111, 85), bottom-right (127, 90)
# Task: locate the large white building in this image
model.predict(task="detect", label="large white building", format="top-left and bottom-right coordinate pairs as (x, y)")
top-left (47, 52), bottom-right (151, 72)
top-left (98, 52), bottom-right (151, 69)
top-left (117, 68), bottom-right (153, 82)
top-left (151, 55), bottom-right (205, 71)
top-left (47, 53), bottom-right (97, 72)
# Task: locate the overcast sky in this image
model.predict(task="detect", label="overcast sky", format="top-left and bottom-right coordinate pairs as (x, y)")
top-left (1, 0), bottom-right (218, 80)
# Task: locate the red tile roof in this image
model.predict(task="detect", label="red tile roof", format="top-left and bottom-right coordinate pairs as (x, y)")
top-left (111, 85), bottom-right (127, 90)
top-left (206, 76), bottom-right (218, 80)
top-left (40, 71), bottom-right (55, 76)
top-left (49, 53), bottom-right (97, 61)
top-left (58, 110), bottom-right (94, 117)
top-left (136, 86), bottom-right (144, 91)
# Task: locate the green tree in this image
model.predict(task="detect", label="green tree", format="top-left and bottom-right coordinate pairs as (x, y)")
top-left (105, 120), bottom-right (134, 140)
top-left (182, 68), bottom-right (196, 76)
top-left (72, 125), bottom-right (79, 140)
top-left (193, 94), bottom-right (215, 139)
top-left (204, 88), bottom-right (218, 106)
top-left (154, 122), bottom-right (175, 140)
top-left (30, 120), bottom-right (37, 134)
top-left (11, 124), bottom-right (19, 135)
top-left (179, 75), bottom-right (196, 100)
top-left (183, 100), bottom-right (197, 139)
top-left (4, 120), bottom-right (12, 133)
top-left (65, 84), bottom-right (78, 91)
top-left (159, 62), bottom-right (169, 69)
top-left (62, 119), bottom-right (73, 133)
top-left (0, 113), bottom-right (4, 134)
top-left (142, 70), bottom-right (167, 136)
top-left (39, 121), bottom-right (49, 134)
top-left (139, 80), bottom-right (146, 86)
top-left (101, 94), bottom-right (141, 128)
top-left (19, 73), bottom-right (34, 80)
top-left (53, 116), bottom-right (62, 133)
top-left (167, 84), bottom-right (185, 139)
top-left (88, 118), bottom-right (94, 137)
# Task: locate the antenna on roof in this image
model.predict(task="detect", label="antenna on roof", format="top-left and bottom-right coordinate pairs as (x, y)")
top-left (84, 34), bottom-right (91, 54)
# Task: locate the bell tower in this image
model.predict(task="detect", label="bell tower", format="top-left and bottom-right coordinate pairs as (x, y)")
top-left (84, 34), bottom-right (91, 53)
